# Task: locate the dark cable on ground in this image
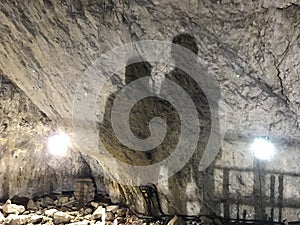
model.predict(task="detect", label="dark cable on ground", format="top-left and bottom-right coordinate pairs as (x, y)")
top-left (128, 183), bottom-right (287, 225)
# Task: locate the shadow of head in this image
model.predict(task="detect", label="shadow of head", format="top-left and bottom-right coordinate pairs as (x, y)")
top-left (172, 33), bottom-right (198, 55)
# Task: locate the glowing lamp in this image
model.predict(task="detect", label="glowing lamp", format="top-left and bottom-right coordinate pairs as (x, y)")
top-left (47, 133), bottom-right (70, 156)
top-left (251, 137), bottom-right (275, 160)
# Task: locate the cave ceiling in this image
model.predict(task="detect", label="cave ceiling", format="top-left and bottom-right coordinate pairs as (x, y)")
top-left (0, 0), bottom-right (300, 144)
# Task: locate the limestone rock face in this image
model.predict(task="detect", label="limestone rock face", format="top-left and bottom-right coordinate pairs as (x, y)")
top-left (0, 0), bottom-right (300, 221)
top-left (0, 0), bottom-right (299, 138)
top-left (0, 77), bottom-right (96, 200)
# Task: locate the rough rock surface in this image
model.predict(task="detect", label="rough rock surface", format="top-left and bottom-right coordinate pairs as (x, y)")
top-left (2, 200), bottom-right (25, 214)
top-left (0, 0), bottom-right (299, 138)
top-left (0, 77), bottom-right (97, 199)
top-left (53, 211), bottom-right (72, 224)
top-left (0, 199), bottom-right (176, 225)
top-left (0, 0), bottom-right (300, 221)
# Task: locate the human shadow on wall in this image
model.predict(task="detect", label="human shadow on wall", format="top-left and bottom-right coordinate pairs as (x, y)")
top-left (100, 56), bottom-right (181, 166)
top-left (160, 33), bottom-right (216, 215)
top-left (100, 59), bottom-right (154, 166)
top-left (99, 56), bottom-right (181, 215)
top-left (99, 33), bottom-right (215, 215)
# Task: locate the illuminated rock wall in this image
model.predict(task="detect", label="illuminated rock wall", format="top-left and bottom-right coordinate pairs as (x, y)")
top-left (0, 0), bottom-right (300, 221)
top-left (0, 77), bottom-right (94, 200)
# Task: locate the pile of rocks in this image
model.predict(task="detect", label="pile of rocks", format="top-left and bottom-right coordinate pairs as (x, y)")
top-left (0, 195), bottom-right (225, 225)
top-left (0, 196), bottom-right (152, 225)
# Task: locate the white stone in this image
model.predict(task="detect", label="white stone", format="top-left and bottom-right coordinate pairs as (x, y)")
top-left (30, 214), bottom-right (43, 224)
top-left (0, 211), bottom-right (5, 222)
top-left (91, 201), bottom-right (100, 208)
top-left (2, 200), bottom-right (25, 214)
top-left (66, 221), bottom-right (89, 225)
top-left (106, 205), bottom-right (119, 213)
top-left (5, 214), bottom-right (31, 225)
top-left (91, 206), bottom-right (103, 220)
top-left (44, 208), bottom-right (58, 217)
top-left (44, 221), bottom-right (55, 225)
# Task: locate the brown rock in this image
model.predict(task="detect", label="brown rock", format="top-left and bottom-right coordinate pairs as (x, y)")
top-left (200, 216), bottom-right (213, 225)
top-left (105, 211), bottom-right (115, 222)
top-left (43, 197), bottom-right (55, 207)
top-left (116, 208), bottom-right (127, 217)
top-left (116, 216), bottom-right (126, 223)
top-left (84, 207), bottom-right (93, 215)
top-left (167, 215), bottom-right (186, 225)
top-left (58, 196), bottom-right (69, 205)
top-left (73, 178), bottom-right (95, 204)
top-left (53, 211), bottom-right (72, 224)
top-left (27, 200), bottom-right (36, 210)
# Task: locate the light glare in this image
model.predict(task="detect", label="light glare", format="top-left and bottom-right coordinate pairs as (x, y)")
top-left (47, 133), bottom-right (70, 156)
top-left (251, 138), bottom-right (275, 160)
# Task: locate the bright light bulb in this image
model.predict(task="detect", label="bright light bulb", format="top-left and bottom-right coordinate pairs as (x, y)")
top-left (251, 137), bottom-right (275, 160)
top-left (47, 133), bottom-right (70, 156)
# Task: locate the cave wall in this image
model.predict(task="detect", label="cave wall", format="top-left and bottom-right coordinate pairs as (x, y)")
top-left (214, 139), bottom-right (300, 221)
top-left (0, 77), bottom-right (95, 200)
top-left (1, 0), bottom-right (299, 137)
top-left (0, 0), bottom-right (300, 221)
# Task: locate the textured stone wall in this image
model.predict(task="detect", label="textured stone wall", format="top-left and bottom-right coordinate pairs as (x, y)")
top-left (0, 76), bottom-right (95, 200)
top-left (214, 139), bottom-right (300, 221)
top-left (0, 0), bottom-right (300, 221)
top-left (0, 0), bottom-right (299, 137)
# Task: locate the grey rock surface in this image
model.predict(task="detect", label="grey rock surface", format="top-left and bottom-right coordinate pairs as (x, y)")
top-left (0, 0), bottom-right (300, 221)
